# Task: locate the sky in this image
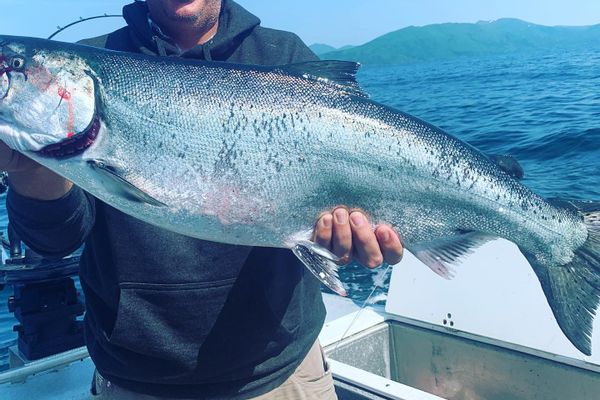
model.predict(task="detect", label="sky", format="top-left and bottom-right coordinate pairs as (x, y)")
top-left (1, 0), bottom-right (600, 47)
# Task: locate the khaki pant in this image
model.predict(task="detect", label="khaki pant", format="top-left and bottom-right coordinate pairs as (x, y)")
top-left (90, 341), bottom-right (337, 400)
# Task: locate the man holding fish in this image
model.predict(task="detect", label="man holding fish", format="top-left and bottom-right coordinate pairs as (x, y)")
top-left (0, 0), bottom-right (403, 398)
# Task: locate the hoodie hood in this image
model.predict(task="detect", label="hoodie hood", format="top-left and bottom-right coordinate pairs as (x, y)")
top-left (122, 0), bottom-right (260, 60)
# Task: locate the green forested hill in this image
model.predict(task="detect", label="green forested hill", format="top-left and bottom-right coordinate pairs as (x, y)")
top-left (320, 19), bottom-right (600, 65)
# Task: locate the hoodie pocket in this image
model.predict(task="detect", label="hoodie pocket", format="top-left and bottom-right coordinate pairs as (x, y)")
top-left (106, 279), bottom-right (236, 372)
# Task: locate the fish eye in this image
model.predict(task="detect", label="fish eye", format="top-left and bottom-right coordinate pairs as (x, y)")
top-left (10, 57), bottom-right (24, 70)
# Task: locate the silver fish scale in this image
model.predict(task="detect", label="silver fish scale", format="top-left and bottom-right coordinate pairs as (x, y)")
top-left (78, 51), bottom-right (589, 260)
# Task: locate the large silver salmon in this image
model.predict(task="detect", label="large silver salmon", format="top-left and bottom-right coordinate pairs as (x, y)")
top-left (0, 36), bottom-right (599, 354)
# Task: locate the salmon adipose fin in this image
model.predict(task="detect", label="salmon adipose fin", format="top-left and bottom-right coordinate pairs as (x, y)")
top-left (523, 201), bottom-right (600, 355)
top-left (291, 240), bottom-right (347, 297)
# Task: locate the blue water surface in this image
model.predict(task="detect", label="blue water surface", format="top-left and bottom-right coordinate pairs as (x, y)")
top-left (1, 48), bottom-right (599, 370)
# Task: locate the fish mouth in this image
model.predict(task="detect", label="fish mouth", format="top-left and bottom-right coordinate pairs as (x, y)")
top-left (35, 111), bottom-right (101, 159)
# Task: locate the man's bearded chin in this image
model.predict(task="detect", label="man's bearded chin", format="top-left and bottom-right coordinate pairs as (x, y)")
top-left (167, 13), bottom-right (201, 23)
top-left (164, 1), bottom-right (221, 26)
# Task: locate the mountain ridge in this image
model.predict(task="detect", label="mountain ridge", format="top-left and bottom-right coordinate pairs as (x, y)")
top-left (318, 18), bottom-right (600, 65)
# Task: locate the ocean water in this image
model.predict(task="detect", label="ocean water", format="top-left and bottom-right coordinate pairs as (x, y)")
top-left (1, 48), bottom-right (599, 370)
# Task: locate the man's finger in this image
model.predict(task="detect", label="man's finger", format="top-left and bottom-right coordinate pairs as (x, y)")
top-left (375, 225), bottom-right (403, 265)
top-left (314, 213), bottom-right (333, 248)
top-left (332, 208), bottom-right (352, 262)
top-left (349, 211), bottom-right (383, 269)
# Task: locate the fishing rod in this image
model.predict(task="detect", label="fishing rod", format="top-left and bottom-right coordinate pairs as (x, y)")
top-left (47, 14), bottom-right (123, 40)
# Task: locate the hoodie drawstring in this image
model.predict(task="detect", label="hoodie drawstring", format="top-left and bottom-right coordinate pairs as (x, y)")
top-left (153, 36), bottom-right (168, 57)
top-left (202, 45), bottom-right (212, 61)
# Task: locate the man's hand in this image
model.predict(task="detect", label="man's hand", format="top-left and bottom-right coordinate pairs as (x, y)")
top-left (0, 141), bottom-right (72, 200)
top-left (314, 207), bottom-right (403, 268)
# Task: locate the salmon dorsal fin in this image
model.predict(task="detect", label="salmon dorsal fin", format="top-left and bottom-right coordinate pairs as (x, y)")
top-left (278, 61), bottom-right (368, 98)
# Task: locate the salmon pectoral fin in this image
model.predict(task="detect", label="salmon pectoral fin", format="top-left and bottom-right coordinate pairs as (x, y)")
top-left (291, 240), bottom-right (347, 297)
top-left (87, 158), bottom-right (166, 207)
top-left (411, 231), bottom-right (497, 279)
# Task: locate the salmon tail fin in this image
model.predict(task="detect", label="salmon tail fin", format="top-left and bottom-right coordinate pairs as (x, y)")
top-left (291, 240), bottom-right (348, 297)
top-left (523, 205), bottom-right (600, 355)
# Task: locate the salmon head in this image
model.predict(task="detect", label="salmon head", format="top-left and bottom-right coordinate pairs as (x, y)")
top-left (0, 35), bottom-right (98, 157)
